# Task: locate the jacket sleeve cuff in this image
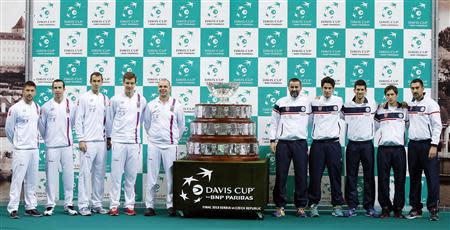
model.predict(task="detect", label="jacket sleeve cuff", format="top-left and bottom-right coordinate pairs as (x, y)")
top-left (270, 139), bottom-right (276, 143)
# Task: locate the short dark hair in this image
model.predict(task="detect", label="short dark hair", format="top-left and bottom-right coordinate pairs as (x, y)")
top-left (123, 72), bottom-right (137, 82)
top-left (410, 78), bottom-right (424, 87)
top-left (23, 81), bottom-right (36, 89)
top-left (289, 77), bottom-right (301, 85)
top-left (52, 79), bottom-right (65, 89)
top-left (90, 72), bottom-right (103, 82)
top-left (384, 85), bottom-right (398, 95)
top-left (321, 76), bottom-right (335, 88)
top-left (354, 79), bottom-right (367, 89)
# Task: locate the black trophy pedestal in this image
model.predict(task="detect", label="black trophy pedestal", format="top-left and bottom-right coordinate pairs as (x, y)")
top-left (173, 159), bottom-right (268, 219)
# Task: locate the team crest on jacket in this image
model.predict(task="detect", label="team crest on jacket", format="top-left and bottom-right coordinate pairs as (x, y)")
top-left (365, 107), bottom-right (371, 112)
top-left (333, 105), bottom-right (338, 111)
top-left (286, 107), bottom-right (290, 112)
top-left (384, 113), bottom-right (388, 118)
top-left (420, 107), bottom-right (425, 112)
top-left (318, 106), bottom-right (322, 111)
top-left (301, 107), bottom-right (306, 112)
top-left (398, 113), bottom-right (404, 118)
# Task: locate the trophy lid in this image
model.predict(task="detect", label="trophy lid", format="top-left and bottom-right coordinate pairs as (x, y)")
top-left (207, 82), bottom-right (240, 104)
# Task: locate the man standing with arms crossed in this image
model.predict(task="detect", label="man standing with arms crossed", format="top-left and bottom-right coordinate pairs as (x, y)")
top-left (341, 80), bottom-right (378, 217)
top-left (143, 79), bottom-right (185, 217)
top-left (106, 72), bottom-right (147, 216)
top-left (6, 81), bottom-right (42, 219)
top-left (39, 79), bottom-right (78, 216)
top-left (406, 79), bottom-right (442, 221)
top-left (75, 72), bottom-right (110, 216)
top-left (308, 76), bottom-right (345, 217)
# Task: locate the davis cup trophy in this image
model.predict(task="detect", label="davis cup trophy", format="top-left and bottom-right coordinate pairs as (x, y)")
top-left (186, 82), bottom-right (259, 161)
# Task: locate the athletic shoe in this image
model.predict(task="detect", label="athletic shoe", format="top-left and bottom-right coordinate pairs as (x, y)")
top-left (10, 210), bottom-right (20, 219)
top-left (365, 208), bottom-right (379, 218)
top-left (91, 206), bottom-right (108, 214)
top-left (393, 210), bottom-right (405, 219)
top-left (25, 209), bottom-right (43, 217)
top-left (406, 209), bottom-right (422, 219)
top-left (43, 207), bottom-right (54, 216)
top-left (109, 207), bottom-right (119, 216)
top-left (309, 204), bottom-right (319, 218)
top-left (64, 206), bottom-right (78, 216)
top-left (332, 205), bottom-right (344, 217)
top-left (144, 208), bottom-right (156, 216)
top-left (167, 207), bottom-right (176, 217)
top-left (345, 208), bottom-right (357, 217)
top-left (125, 208), bottom-right (136, 216)
top-left (272, 207), bottom-right (285, 218)
top-left (79, 207), bottom-right (92, 216)
top-left (429, 209), bottom-right (439, 221)
top-left (296, 208), bottom-right (307, 218)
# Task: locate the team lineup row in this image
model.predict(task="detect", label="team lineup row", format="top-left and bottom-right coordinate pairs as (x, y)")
top-left (4, 72), bottom-right (441, 221)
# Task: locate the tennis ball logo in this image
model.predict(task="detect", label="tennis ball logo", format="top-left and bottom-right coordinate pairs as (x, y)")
top-left (381, 32), bottom-right (397, 49)
top-left (37, 88), bottom-right (52, 105)
top-left (410, 2), bottom-right (426, 20)
top-left (235, 60), bottom-right (252, 77)
top-left (323, 2), bottom-right (339, 19)
top-left (94, 60), bottom-right (109, 75)
top-left (322, 61), bottom-right (339, 78)
top-left (177, 60), bottom-right (194, 78)
top-left (148, 59), bottom-right (165, 77)
top-left (294, 60), bottom-right (310, 78)
top-left (294, 31), bottom-right (310, 48)
top-left (236, 31), bottom-right (251, 48)
top-left (122, 31), bottom-right (137, 48)
top-left (409, 62), bottom-right (426, 78)
top-left (236, 90), bottom-right (251, 104)
top-left (323, 31), bottom-right (339, 49)
top-left (179, 89), bottom-right (193, 106)
top-left (66, 2), bottom-right (82, 19)
top-left (65, 59), bottom-right (82, 77)
top-left (121, 60), bottom-right (137, 76)
top-left (265, 60), bottom-right (281, 78)
top-left (122, 1), bottom-right (138, 19)
top-left (38, 3), bottom-right (54, 19)
top-left (66, 31), bottom-right (81, 48)
top-left (207, 60), bottom-right (222, 78)
top-left (207, 31), bottom-right (223, 48)
top-left (265, 90), bottom-right (281, 107)
top-left (352, 2), bottom-right (368, 20)
top-left (236, 1), bottom-right (252, 19)
top-left (192, 184), bottom-right (203, 195)
top-left (94, 2), bottom-right (109, 18)
top-left (381, 61), bottom-right (397, 78)
top-left (207, 2), bottom-right (223, 18)
top-left (149, 31), bottom-right (165, 48)
top-left (93, 31), bottom-right (109, 48)
top-left (381, 2), bottom-right (397, 19)
top-left (352, 61), bottom-right (369, 78)
top-left (265, 2), bottom-right (281, 19)
top-left (38, 31), bottom-right (54, 48)
top-left (352, 32), bottom-right (368, 49)
top-left (178, 1), bottom-right (194, 19)
top-left (265, 31), bottom-right (281, 48)
top-left (411, 32), bottom-right (426, 49)
top-left (178, 31), bottom-right (193, 48)
top-left (150, 2), bottom-right (165, 18)
top-left (294, 1), bottom-right (310, 19)
top-left (38, 60), bottom-right (53, 76)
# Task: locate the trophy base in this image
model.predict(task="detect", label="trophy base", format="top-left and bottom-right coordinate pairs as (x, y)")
top-left (185, 154), bottom-right (259, 162)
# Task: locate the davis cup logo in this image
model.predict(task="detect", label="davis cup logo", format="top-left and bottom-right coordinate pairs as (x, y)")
top-left (409, 62), bottom-right (426, 78)
top-left (121, 31), bottom-right (137, 48)
top-left (294, 60), bottom-right (310, 78)
top-left (148, 60), bottom-right (165, 77)
top-left (65, 59), bottom-right (81, 77)
top-left (37, 88), bottom-right (53, 105)
top-left (207, 31), bottom-right (223, 48)
top-left (264, 123), bottom-right (271, 135)
top-left (66, 31), bottom-right (81, 48)
top-left (150, 2), bottom-right (165, 18)
top-left (323, 2), bottom-right (339, 19)
top-left (207, 2), bottom-right (223, 18)
top-left (149, 31), bottom-right (166, 48)
top-left (294, 2), bottom-right (310, 19)
top-left (265, 2), bottom-right (281, 19)
top-left (180, 168), bottom-right (213, 203)
top-left (410, 2), bottom-right (426, 20)
top-left (178, 31), bottom-right (193, 48)
top-left (38, 31), bottom-right (54, 48)
top-left (94, 31), bottom-right (109, 48)
top-left (94, 60), bottom-right (109, 75)
top-left (322, 61), bottom-right (338, 78)
top-left (66, 2), bottom-right (82, 19)
top-left (381, 2), bottom-right (397, 19)
top-left (323, 32), bottom-right (339, 49)
top-left (381, 61), bottom-right (397, 78)
top-left (121, 60), bottom-right (137, 75)
top-left (236, 31), bottom-right (252, 48)
top-left (236, 90), bottom-right (251, 103)
top-left (352, 61), bottom-right (368, 78)
top-left (122, 1), bottom-right (138, 19)
top-left (381, 32), bottom-right (397, 49)
top-left (177, 60), bottom-right (194, 78)
top-left (353, 32), bottom-right (368, 49)
top-left (94, 2), bottom-right (109, 19)
top-left (265, 90), bottom-right (281, 107)
top-left (38, 3), bottom-right (54, 19)
top-left (265, 60), bottom-right (281, 78)
top-left (411, 32), bottom-right (426, 49)
top-left (178, 1), bottom-right (195, 19)
top-left (179, 89), bottom-right (193, 106)
top-left (207, 60), bottom-right (223, 78)
top-left (265, 31), bottom-right (281, 48)
top-left (38, 60), bottom-right (53, 76)
top-left (235, 60), bottom-right (252, 77)
top-left (67, 88), bottom-right (82, 102)
top-left (294, 31), bottom-right (310, 48)
top-left (352, 2), bottom-right (368, 19)
top-left (236, 2), bottom-right (252, 19)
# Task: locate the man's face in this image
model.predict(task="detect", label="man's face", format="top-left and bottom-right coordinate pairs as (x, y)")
top-left (158, 80), bottom-right (170, 97)
top-left (23, 86), bottom-right (36, 101)
top-left (354, 85), bottom-right (367, 100)
top-left (385, 89), bottom-right (398, 104)
top-left (411, 82), bottom-right (424, 100)
top-left (322, 83), bottom-right (334, 98)
top-left (52, 82), bottom-right (65, 99)
top-left (289, 81), bottom-right (301, 98)
top-left (123, 78), bottom-right (136, 95)
top-left (90, 75), bottom-right (103, 91)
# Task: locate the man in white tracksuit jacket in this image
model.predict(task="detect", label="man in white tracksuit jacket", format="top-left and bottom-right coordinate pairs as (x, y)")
top-left (6, 81), bottom-right (42, 219)
top-left (106, 72), bottom-right (146, 216)
top-left (143, 79), bottom-right (185, 217)
top-left (38, 79), bottom-right (78, 216)
top-left (75, 72), bottom-right (110, 216)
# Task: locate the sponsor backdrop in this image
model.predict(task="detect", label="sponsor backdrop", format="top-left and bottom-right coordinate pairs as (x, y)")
top-left (29, 0), bottom-right (431, 207)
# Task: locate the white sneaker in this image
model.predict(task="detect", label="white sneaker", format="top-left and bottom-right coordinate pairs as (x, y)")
top-left (64, 206), bottom-right (78, 216)
top-left (79, 207), bottom-right (92, 216)
top-left (91, 206), bottom-right (108, 214)
top-left (43, 207), bottom-right (54, 216)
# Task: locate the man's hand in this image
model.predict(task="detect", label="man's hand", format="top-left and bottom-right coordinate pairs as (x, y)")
top-left (79, 141), bottom-right (87, 153)
top-left (107, 138), bottom-right (112, 150)
top-left (270, 142), bottom-right (277, 154)
top-left (429, 146), bottom-right (437, 159)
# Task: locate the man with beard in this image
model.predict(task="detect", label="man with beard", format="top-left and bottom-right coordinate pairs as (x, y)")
top-left (270, 78), bottom-right (311, 218)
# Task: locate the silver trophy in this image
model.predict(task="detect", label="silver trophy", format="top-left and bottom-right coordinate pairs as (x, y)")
top-left (207, 82), bottom-right (240, 104)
